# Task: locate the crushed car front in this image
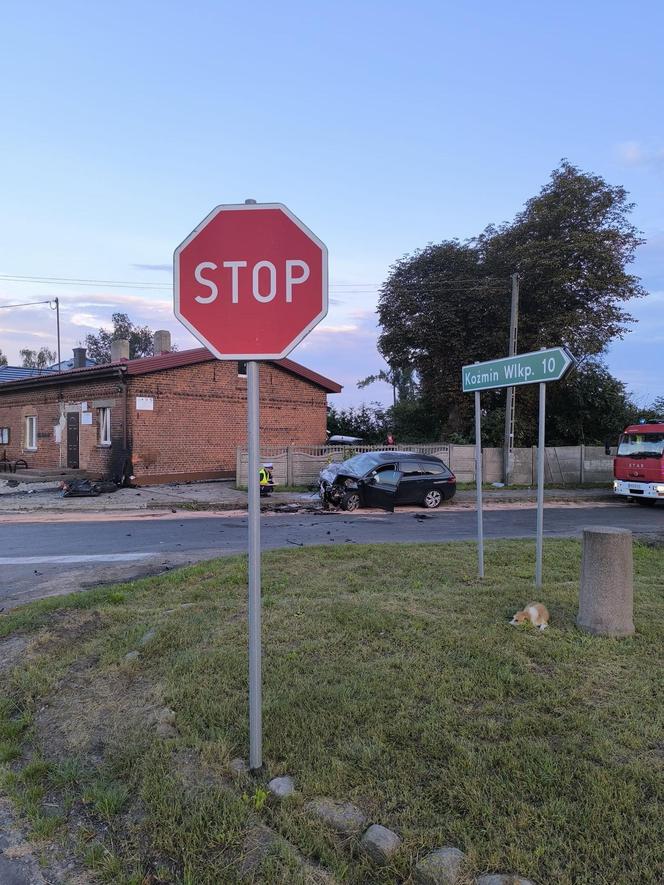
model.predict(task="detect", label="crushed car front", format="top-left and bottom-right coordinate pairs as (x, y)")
top-left (318, 452), bottom-right (380, 509)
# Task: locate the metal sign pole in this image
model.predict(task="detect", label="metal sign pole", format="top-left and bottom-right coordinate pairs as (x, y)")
top-left (535, 381), bottom-right (546, 587)
top-left (475, 388), bottom-right (484, 578)
top-left (247, 360), bottom-right (262, 769)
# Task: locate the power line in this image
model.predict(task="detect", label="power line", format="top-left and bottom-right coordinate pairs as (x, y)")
top-left (0, 272), bottom-right (509, 293)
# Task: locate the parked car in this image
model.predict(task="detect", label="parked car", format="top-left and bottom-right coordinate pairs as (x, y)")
top-left (319, 450), bottom-right (456, 511)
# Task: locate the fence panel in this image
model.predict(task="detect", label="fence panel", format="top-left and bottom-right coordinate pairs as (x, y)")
top-left (235, 443), bottom-right (615, 486)
top-left (583, 446), bottom-right (614, 482)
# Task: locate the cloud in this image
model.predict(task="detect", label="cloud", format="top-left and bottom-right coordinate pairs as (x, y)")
top-left (70, 312), bottom-right (106, 328)
top-left (132, 263), bottom-right (173, 272)
top-left (0, 288), bottom-right (197, 365)
top-left (616, 141), bottom-right (664, 168)
top-left (311, 323), bottom-right (360, 335)
top-left (0, 325), bottom-right (53, 340)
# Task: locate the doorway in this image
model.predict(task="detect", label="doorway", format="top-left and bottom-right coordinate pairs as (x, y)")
top-left (66, 413), bottom-right (79, 468)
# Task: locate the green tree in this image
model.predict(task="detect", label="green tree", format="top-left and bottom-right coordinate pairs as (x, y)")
top-left (0, 348), bottom-right (7, 367)
top-left (545, 359), bottom-right (638, 445)
top-left (20, 347), bottom-right (56, 369)
top-left (377, 161), bottom-right (646, 444)
top-left (327, 403), bottom-right (389, 443)
top-left (649, 396), bottom-right (664, 418)
top-left (85, 313), bottom-right (158, 363)
top-left (357, 365), bottom-right (417, 406)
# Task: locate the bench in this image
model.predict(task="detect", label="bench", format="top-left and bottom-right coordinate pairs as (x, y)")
top-left (0, 449), bottom-right (28, 473)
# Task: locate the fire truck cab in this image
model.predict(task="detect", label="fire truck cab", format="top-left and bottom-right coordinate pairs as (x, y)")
top-left (613, 421), bottom-right (664, 504)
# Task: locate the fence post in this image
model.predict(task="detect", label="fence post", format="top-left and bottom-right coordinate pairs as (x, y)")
top-left (449, 444), bottom-right (455, 476)
top-left (286, 445), bottom-right (294, 487)
top-left (580, 444), bottom-right (585, 484)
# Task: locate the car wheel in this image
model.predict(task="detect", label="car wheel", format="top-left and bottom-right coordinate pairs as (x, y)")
top-left (340, 491), bottom-right (361, 512)
top-left (423, 489), bottom-right (442, 509)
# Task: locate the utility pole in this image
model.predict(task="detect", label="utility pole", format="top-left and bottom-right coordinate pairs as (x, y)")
top-left (54, 297), bottom-right (61, 372)
top-left (503, 273), bottom-right (519, 484)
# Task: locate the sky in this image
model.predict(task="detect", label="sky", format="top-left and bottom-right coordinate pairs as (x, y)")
top-left (0, 0), bottom-right (662, 408)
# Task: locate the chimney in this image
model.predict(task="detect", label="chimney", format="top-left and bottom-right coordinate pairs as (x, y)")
top-left (72, 347), bottom-right (86, 369)
top-left (153, 330), bottom-right (172, 355)
top-left (111, 339), bottom-right (130, 362)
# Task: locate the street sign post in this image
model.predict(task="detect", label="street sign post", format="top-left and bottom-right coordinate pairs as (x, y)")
top-left (462, 347), bottom-right (575, 585)
top-left (174, 201), bottom-right (328, 770)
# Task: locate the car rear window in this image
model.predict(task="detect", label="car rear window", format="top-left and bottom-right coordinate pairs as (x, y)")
top-left (419, 462), bottom-right (449, 476)
top-left (400, 461), bottom-right (426, 476)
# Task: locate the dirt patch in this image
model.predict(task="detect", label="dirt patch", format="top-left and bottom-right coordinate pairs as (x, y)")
top-left (172, 747), bottom-right (235, 798)
top-left (0, 797), bottom-right (94, 884)
top-left (36, 666), bottom-right (163, 764)
top-left (26, 609), bottom-right (105, 657)
top-left (0, 635), bottom-right (28, 672)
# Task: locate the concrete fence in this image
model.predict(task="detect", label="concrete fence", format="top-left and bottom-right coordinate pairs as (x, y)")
top-left (235, 443), bottom-right (613, 486)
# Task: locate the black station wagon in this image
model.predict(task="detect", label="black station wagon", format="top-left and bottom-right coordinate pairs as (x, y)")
top-left (319, 451), bottom-right (456, 512)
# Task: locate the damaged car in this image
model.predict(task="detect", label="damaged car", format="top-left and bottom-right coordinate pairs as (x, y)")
top-left (319, 451), bottom-right (456, 512)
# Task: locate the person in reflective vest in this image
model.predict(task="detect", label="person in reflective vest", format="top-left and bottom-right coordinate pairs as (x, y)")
top-left (259, 462), bottom-right (274, 496)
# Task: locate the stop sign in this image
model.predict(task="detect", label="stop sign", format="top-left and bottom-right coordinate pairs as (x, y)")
top-left (174, 202), bottom-right (328, 360)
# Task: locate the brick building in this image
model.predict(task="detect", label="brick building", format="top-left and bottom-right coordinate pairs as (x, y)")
top-left (0, 337), bottom-right (341, 484)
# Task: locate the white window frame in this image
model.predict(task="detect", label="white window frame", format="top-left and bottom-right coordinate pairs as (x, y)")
top-left (25, 415), bottom-right (37, 450)
top-left (0, 427), bottom-right (9, 445)
top-left (98, 407), bottom-right (111, 446)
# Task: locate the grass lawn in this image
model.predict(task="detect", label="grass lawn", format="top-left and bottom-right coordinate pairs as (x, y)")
top-left (1, 540), bottom-right (662, 884)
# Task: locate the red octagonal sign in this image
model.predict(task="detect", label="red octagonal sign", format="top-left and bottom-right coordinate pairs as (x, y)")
top-left (174, 203), bottom-right (328, 360)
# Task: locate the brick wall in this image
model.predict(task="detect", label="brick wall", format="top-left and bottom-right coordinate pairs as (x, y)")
top-left (128, 360), bottom-right (327, 479)
top-left (0, 379), bottom-right (124, 476)
top-left (0, 359), bottom-right (330, 482)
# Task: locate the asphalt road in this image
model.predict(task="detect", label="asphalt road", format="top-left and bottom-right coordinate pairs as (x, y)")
top-left (1, 502), bottom-right (663, 609)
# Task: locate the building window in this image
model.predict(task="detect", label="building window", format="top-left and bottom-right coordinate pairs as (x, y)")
top-left (0, 427), bottom-right (9, 445)
top-left (98, 407), bottom-right (111, 446)
top-left (25, 416), bottom-right (37, 450)
top-left (238, 361), bottom-right (247, 377)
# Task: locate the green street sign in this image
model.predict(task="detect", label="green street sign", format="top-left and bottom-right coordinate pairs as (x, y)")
top-left (462, 347), bottom-right (575, 392)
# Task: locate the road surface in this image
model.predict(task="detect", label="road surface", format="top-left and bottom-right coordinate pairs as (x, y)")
top-left (1, 502), bottom-right (662, 609)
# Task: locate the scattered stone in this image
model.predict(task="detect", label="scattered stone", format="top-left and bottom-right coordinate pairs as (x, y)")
top-left (123, 650), bottom-right (139, 662)
top-left (268, 775), bottom-right (295, 798)
top-left (300, 862), bottom-right (338, 884)
top-left (475, 876), bottom-right (535, 885)
top-left (305, 798), bottom-right (368, 836)
top-left (238, 825), bottom-right (281, 876)
top-left (414, 846), bottom-right (466, 885)
top-left (157, 707), bottom-right (176, 725)
top-left (155, 721), bottom-right (178, 738)
top-left (139, 628), bottom-right (157, 646)
top-left (229, 757), bottom-right (249, 776)
top-left (39, 803), bottom-right (62, 819)
top-left (0, 856), bottom-right (40, 885)
top-left (360, 824), bottom-right (402, 864)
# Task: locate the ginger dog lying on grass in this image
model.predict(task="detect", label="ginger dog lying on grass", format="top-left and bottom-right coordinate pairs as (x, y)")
top-left (510, 602), bottom-right (550, 631)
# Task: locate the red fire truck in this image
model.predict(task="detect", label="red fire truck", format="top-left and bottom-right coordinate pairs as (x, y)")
top-left (613, 420), bottom-right (664, 505)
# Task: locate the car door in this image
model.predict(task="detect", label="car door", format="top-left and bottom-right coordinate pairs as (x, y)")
top-left (362, 468), bottom-right (402, 512)
top-left (396, 460), bottom-right (426, 503)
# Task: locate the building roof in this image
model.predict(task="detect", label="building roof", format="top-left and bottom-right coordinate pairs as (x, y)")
top-left (0, 365), bottom-right (56, 383)
top-left (49, 357), bottom-right (97, 371)
top-left (0, 348), bottom-right (342, 394)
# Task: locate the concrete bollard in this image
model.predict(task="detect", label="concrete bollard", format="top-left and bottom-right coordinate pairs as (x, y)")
top-left (577, 527), bottom-right (635, 637)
